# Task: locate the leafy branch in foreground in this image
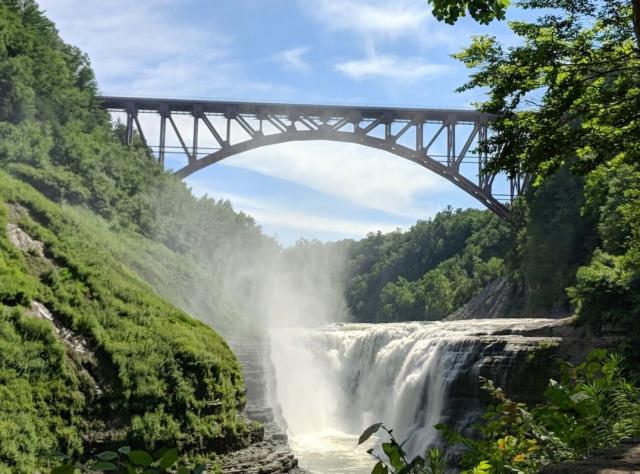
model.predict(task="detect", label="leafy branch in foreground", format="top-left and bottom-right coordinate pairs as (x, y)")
top-left (427, 0), bottom-right (510, 25)
top-left (358, 423), bottom-right (445, 474)
top-left (50, 446), bottom-right (206, 474)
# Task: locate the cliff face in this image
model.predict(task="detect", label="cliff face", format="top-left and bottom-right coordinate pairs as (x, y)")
top-left (222, 338), bottom-right (304, 474)
top-left (441, 317), bottom-right (630, 441)
top-left (446, 277), bottom-right (574, 321)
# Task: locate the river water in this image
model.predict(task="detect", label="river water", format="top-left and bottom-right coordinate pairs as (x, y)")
top-left (269, 319), bottom-right (558, 473)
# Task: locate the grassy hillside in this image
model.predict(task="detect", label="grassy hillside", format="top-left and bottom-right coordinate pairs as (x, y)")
top-left (61, 206), bottom-right (259, 339)
top-left (0, 172), bottom-right (255, 473)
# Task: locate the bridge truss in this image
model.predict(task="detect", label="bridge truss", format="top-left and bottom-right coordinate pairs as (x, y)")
top-left (100, 96), bottom-right (530, 218)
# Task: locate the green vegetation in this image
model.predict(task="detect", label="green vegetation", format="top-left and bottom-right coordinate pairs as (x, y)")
top-left (52, 445), bottom-right (206, 473)
top-left (441, 351), bottom-right (640, 473)
top-left (2, 0), bottom-right (640, 473)
top-left (454, 0), bottom-right (640, 323)
top-left (0, 1), bottom-right (273, 471)
top-left (362, 0), bottom-right (640, 470)
top-left (358, 423), bottom-right (446, 474)
top-left (427, 0), bottom-right (510, 25)
top-left (339, 0), bottom-right (640, 326)
top-left (0, 0), bottom-right (273, 337)
top-left (343, 208), bottom-right (510, 322)
top-left (365, 351), bottom-right (640, 473)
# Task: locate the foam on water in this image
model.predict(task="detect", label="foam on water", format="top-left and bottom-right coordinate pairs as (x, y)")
top-left (270, 318), bottom-right (556, 471)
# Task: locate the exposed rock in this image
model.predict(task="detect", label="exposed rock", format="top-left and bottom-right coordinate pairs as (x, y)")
top-left (6, 222), bottom-right (45, 257)
top-left (540, 438), bottom-right (640, 473)
top-left (445, 277), bottom-right (572, 321)
top-left (438, 317), bottom-right (630, 445)
top-left (227, 338), bottom-right (304, 473)
top-left (446, 277), bottom-right (515, 320)
top-left (27, 300), bottom-right (90, 355)
top-left (220, 441), bottom-right (304, 474)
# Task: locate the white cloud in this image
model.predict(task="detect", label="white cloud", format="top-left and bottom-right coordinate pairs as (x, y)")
top-left (272, 47), bottom-right (311, 73)
top-left (309, 0), bottom-right (430, 40)
top-left (187, 187), bottom-right (401, 238)
top-left (305, 0), bottom-right (464, 49)
top-left (38, 0), bottom-right (290, 99)
top-left (220, 141), bottom-right (449, 217)
top-left (335, 54), bottom-right (449, 81)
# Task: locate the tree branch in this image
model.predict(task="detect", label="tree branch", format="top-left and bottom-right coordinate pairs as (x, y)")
top-left (633, 0), bottom-right (640, 53)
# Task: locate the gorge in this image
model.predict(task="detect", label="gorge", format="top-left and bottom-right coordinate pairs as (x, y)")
top-left (1, 1), bottom-right (639, 473)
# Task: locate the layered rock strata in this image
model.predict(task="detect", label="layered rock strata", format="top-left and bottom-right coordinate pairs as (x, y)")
top-left (223, 339), bottom-right (304, 474)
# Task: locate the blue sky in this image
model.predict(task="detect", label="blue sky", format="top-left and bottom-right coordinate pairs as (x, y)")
top-left (40, 0), bottom-right (523, 245)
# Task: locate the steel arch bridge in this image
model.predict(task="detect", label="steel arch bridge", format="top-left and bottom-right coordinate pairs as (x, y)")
top-left (99, 96), bottom-right (530, 219)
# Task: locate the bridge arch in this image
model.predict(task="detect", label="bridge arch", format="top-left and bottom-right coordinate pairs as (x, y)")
top-left (100, 96), bottom-right (530, 219)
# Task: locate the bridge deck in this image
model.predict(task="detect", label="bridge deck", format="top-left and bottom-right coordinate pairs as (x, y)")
top-left (99, 96), bottom-right (495, 123)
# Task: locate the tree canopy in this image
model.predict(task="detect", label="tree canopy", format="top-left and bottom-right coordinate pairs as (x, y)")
top-left (454, 0), bottom-right (640, 323)
top-left (427, 0), bottom-right (510, 24)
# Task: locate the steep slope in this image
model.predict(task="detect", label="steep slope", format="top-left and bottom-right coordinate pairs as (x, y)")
top-left (0, 172), bottom-right (255, 473)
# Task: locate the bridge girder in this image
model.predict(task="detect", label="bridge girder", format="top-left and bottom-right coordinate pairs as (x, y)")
top-left (100, 96), bottom-right (530, 219)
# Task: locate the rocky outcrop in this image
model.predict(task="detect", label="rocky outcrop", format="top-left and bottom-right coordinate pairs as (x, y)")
top-left (438, 317), bottom-right (630, 440)
top-left (225, 339), bottom-right (303, 473)
top-left (540, 438), bottom-right (640, 473)
top-left (445, 277), bottom-right (572, 321)
top-left (220, 441), bottom-right (304, 474)
top-left (446, 277), bottom-right (516, 321)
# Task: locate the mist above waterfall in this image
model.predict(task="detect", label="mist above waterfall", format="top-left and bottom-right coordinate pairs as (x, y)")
top-left (233, 238), bottom-right (352, 329)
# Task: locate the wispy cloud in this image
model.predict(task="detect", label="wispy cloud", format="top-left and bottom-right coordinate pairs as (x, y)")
top-left (335, 54), bottom-right (449, 81)
top-left (221, 141), bottom-right (448, 217)
top-left (39, 0), bottom-right (290, 99)
top-left (308, 0), bottom-right (430, 41)
top-left (187, 187), bottom-right (402, 239)
top-left (272, 47), bottom-right (311, 73)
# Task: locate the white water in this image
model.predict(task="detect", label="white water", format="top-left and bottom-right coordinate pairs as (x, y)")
top-left (269, 318), bottom-right (557, 473)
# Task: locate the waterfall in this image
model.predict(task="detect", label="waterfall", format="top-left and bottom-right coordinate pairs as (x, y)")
top-left (269, 318), bottom-right (560, 471)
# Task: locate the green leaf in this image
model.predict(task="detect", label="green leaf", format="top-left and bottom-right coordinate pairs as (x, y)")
top-left (118, 446), bottom-right (132, 455)
top-left (92, 461), bottom-right (117, 471)
top-left (569, 392), bottom-right (590, 403)
top-left (158, 448), bottom-right (178, 469)
top-left (177, 468), bottom-right (191, 474)
top-left (128, 450), bottom-right (153, 466)
top-left (193, 464), bottom-right (206, 474)
top-left (153, 447), bottom-right (169, 460)
top-left (96, 451), bottom-right (118, 461)
top-left (359, 422), bottom-right (383, 445)
top-left (382, 442), bottom-right (404, 470)
top-left (51, 466), bottom-right (76, 474)
top-left (371, 461), bottom-right (388, 474)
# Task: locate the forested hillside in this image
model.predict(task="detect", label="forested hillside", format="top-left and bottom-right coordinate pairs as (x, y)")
top-left (0, 1), bottom-right (273, 471)
top-left (0, 0), bottom-right (276, 336)
top-left (0, 173), bottom-right (254, 473)
top-left (341, 208), bottom-right (510, 322)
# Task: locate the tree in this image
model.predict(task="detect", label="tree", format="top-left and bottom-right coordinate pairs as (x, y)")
top-left (454, 0), bottom-right (640, 322)
top-left (427, 0), bottom-right (510, 24)
top-left (454, 0), bottom-right (640, 178)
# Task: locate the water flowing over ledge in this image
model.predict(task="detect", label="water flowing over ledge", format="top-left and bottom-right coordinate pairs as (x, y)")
top-left (269, 318), bottom-right (565, 473)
